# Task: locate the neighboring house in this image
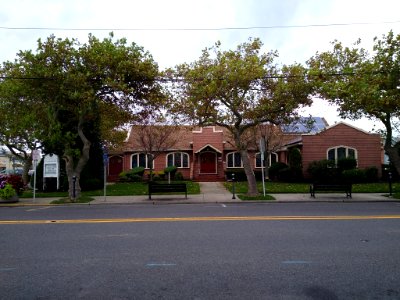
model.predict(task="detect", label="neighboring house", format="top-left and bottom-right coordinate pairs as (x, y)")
top-left (0, 149), bottom-right (13, 172)
top-left (283, 122), bottom-right (383, 178)
top-left (106, 119), bottom-right (383, 181)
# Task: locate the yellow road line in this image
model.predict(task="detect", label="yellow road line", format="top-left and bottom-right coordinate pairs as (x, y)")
top-left (1, 215), bottom-right (400, 225)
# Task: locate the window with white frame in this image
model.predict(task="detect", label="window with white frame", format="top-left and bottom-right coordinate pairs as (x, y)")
top-left (166, 152), bottom-right (189, 168)
top-left (131, 153), bottom-right (153, 169)
top-left (255, 152), bottom-right (278, 168)
top-left (227, 152), bottom-right (243, 168)
top-left (327, 146), bottom-right (357, 164)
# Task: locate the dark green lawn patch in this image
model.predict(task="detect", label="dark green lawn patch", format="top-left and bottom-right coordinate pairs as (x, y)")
top-left (392, 193), bottom-right (400, 199)
top-left (22, 181), bottom-right (200, 198)
top-left (224, 182), bottom-right (308, 194)
top-left (84, 182), bottom-right (149, 196)
top-left (21, 191), bottom-right (68, 198)
top-left (50, 195), bottom-right (94, 204)
top-left (238, 194), bottom-right (275, 201)
top-left (87, 181), bottom-right (200, 196)
top-left (224, 181), bottom-right (399, 194)
top-left (352, 182), bottom-right (399, 193)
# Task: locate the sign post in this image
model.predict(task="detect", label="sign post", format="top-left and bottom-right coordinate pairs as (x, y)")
top-left (31, 150), bottom-right (41, 203)
top-left (259, 138), bottom-right (266, 196)
top-left (103, 150), bottom-right (108, 202)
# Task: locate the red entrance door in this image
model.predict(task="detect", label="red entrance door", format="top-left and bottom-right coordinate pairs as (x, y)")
top-left (108, 156), bottom-right (123, 180)
top-left (200, 152), bottom-right (216, 173)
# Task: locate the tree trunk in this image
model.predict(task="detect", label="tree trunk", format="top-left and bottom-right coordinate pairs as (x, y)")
top-left (382, 114), bottom-right (400, 176)
top-left (385, 145), bottom-right (400, 176)
top-left (22, 156), bottom-right (32, 187)
top-left (64, 118), bottom-right (91, 201)
top-left (240, 149), bottom-right (259, 196)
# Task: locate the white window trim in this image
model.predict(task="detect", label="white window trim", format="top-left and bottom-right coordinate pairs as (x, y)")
top-left (166, 152), bottom-right (190, 168)
top-left (226, 152), bottom-right (243, 168)
top-left (326, 146), bottom-right (358, 165)
top-left (131, 153), bottom-right (153, 169)
top-left (255, 152), bottom-right (278, 168)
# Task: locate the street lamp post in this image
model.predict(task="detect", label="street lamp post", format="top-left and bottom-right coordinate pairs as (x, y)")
top-left (72, 176), bottom-right (77, 201)
top-left (232, 173), bottom-right (236, 199)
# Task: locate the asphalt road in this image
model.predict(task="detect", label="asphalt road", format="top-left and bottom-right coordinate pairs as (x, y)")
top-left (1, 202), bottom-right (400, 299)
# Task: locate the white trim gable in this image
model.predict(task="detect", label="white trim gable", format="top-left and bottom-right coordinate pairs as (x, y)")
top-left (195, 144), bottom-right (222, 154)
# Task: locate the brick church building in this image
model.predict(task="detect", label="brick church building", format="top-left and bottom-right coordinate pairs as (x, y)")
top-left (106, 119), bottom-right (382, 182)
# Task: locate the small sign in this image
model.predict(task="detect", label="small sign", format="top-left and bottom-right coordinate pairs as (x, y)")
top-left (32, 150), bottom-right (41, 161)
top-left (259, 138), bottom-right (266, 153)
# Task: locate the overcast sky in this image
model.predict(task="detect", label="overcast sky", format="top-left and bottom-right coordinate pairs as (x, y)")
top-left (1, 0), bottom-right (400, 131)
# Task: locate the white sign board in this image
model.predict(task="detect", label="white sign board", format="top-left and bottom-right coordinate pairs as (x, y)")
top-left (43, 154), bottom-right (59, 178)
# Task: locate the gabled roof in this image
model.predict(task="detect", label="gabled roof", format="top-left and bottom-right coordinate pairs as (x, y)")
top-left (195, 144), bottom-right (222, 154)
top-left (282, 121), bottom-right (379, 148)
top-left (124, 125), bottom-right (194, 151)
top-left (322, 121), bottom-right (377, 135)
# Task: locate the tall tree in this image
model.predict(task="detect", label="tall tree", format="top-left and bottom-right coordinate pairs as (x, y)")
top-left (307, 31), bottom-right (400, 174)
top-left (0, 75), bottom-right (45, 185)
top-left (171, 38), bottom-right (312, 195)
top-left (0, 33), bottom-right (163, 200)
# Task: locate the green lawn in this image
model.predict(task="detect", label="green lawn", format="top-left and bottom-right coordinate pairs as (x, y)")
top-left (224, 181), bottom-right (399, 194)
top-left (21, 180), bottom-right (398, 200)
top-left (21, 181), bottom-right (201, 198)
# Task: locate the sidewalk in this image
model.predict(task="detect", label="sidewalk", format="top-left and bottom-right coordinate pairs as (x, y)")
top-left (12, 182), bottom-right (397, 206)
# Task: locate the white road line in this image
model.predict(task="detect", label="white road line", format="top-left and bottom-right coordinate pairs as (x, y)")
top-left (26, 207), bottom-right (52, 212)
top-left (221, 204), bottom-right (227, 208)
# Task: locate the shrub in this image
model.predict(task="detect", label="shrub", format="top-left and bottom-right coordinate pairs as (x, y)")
top-left (337, 157), bottom-right (357, 171)
top-left (164, 166), bottom-right (177, 179)
top-left (277, 167), bottom-right (292, 182)
top-left (365, 167), bottom-right (378, 182)
top-left (288, 148), bottom-right (302, 170)
top-left (225, 169), bottom-right (247, 181)
top-left (129, 175), bottom-right (143, 182)
top-left (5, 174), bottom-right (24, 195)
top-left (0, 183), bottom-right (16, 200)
top-left (307, 159), bottom-right (338, 182)
top-left (118, 167), bottom-right (145, 182)
top-left (268, 162), bottom-right (288, 180)
top-left (81, 178), bottom-right (103, 191)
top-left (175, 172), bottom-right (184, 181)
top-left (130, 167), bottom-right (145, 176)
top-left (342, 169), bottom-right (366, 183)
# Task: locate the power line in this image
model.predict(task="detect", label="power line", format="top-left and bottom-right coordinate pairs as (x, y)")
top-left (0, 20), bottom-right (399, 32)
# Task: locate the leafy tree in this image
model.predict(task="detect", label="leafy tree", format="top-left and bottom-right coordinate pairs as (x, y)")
top-left (0, 77), bottom-right (44, 185)
top-left (0, 33), bottom-right (163, 200)
top-left (307, 31), bottom-right (400, 175)
top-left (170, 38), bottom-right (313, 195)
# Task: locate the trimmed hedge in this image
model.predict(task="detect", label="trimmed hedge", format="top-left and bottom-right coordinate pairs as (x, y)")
top-left (119, 167), bottom-right (145, 182)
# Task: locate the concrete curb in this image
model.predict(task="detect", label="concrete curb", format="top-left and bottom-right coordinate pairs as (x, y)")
top-left (3, 193), bottom-right (398, 207)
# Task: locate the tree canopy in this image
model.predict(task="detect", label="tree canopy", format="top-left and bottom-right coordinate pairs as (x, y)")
top-left (0, 33), bottom-right (164, 199)
top-left (170, 38), bottom-right (313, 195)
top-left (307, 30), bottom-right (400, 174)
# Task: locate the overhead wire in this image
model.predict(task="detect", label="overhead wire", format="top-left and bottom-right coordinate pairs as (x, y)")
top-left (0, 20), bottom-right (399, 31)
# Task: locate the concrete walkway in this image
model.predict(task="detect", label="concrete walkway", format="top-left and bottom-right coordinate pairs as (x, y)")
top-left (8, 182), bottom-right (398, 206)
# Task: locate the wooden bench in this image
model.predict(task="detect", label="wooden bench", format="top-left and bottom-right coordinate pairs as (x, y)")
top-left (148, 182), bottom-right (187, 200)
top-left (310, 183), bottom-right (352, 198)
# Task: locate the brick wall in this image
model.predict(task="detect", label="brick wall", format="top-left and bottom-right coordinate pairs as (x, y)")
top-left (192, 127), bottom-right (224, 153)
top-left (301, 123), bottom-right (382, 177)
